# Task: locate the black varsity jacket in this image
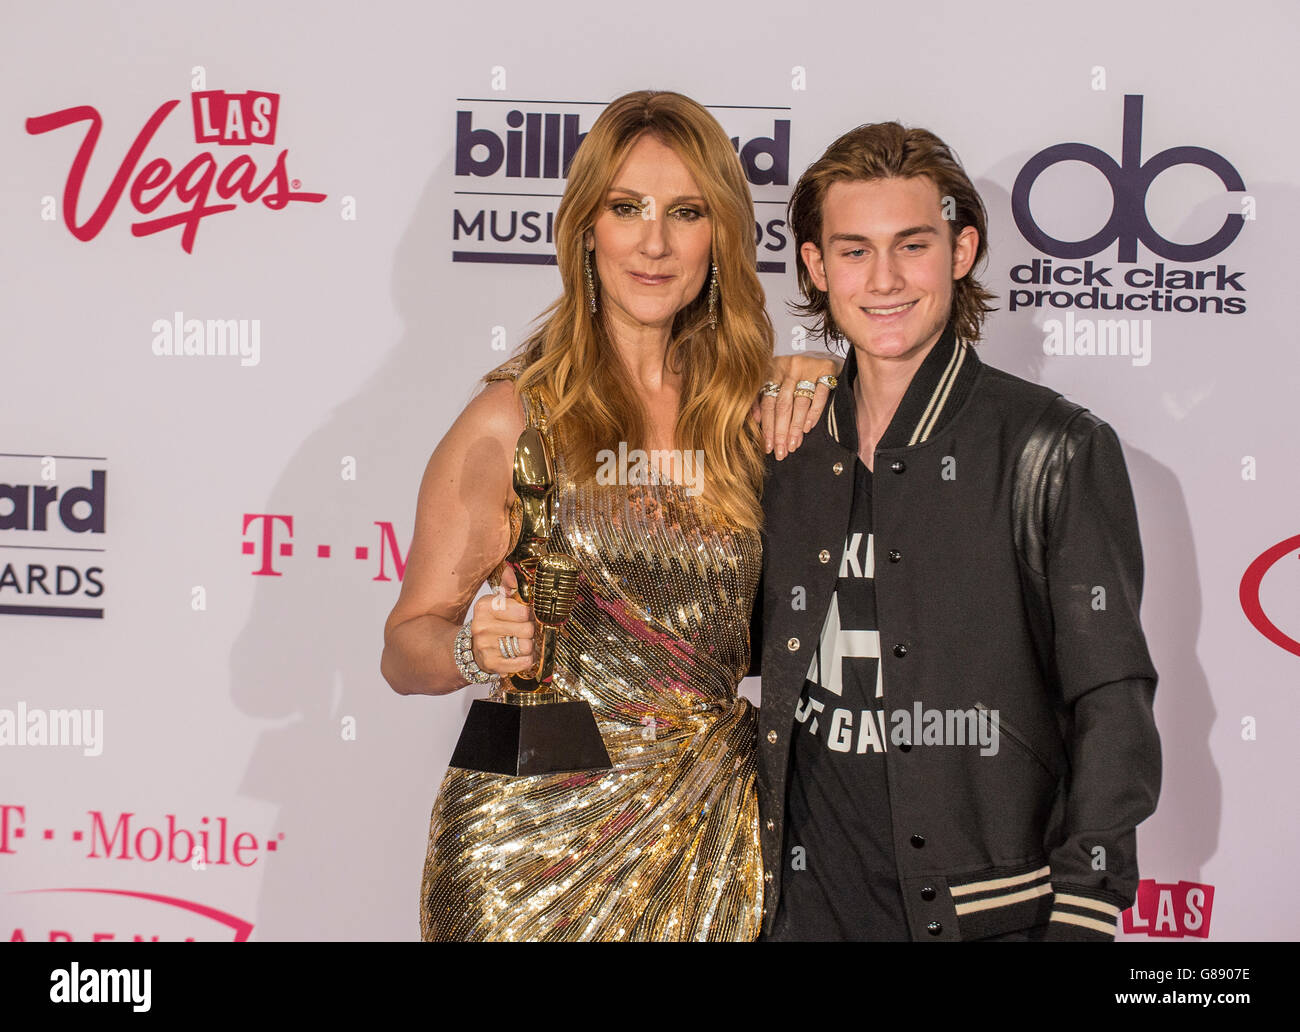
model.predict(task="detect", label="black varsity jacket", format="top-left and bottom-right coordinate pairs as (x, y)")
top-left (752, 325), bottom-right (1162, 941)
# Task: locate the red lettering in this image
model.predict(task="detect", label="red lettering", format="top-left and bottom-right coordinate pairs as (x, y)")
top-left (130, 152), bottom-right (235, 252)
top-left (254, 150), bottom-right (298, 209)
top-left (216, 815), bottom-right (231, 865)
top-left (191, 90), bottom-right (280, 145)
top-left (1122, 880), bottom-right (1152, 932)
top-left (0, 804), bottom-right (25, 854)
top-left (1240, 534), bottom-right (1300, 657)
top-left (25, 101), bottom-right (176, 243)
top-left (247, 93), bottom-right (276, 142)
top-left (373, 521), bottom-right (408, 582)
top-left (233, 832), bottom-right (258, 867)
top-left (130, 157), bottom-right (173, 212)
top-left (167, 814), bottom-right (195, 863)
top-left (1176, 880), bottom-right (1214, 938)
top-left (1122, 878), bottom-right (1215, 938)
top-left (27, 93), bottom-right (324, 253)
top-left (216, 155), bottom-right (259, 201)
top-left (192, 93), bottom-right (221, 143)
top-left (242, 513), bottom-right (293, 577)
top-left (87, 810), bottom-right (133, 859)
top-left (135, 826), bottom-right (163, 862)
top-left (224, 99), bottom-right (248, 142)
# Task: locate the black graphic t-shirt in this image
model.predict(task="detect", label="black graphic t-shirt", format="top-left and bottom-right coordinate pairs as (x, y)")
top-left (767, 457), bottom-right (910, 941)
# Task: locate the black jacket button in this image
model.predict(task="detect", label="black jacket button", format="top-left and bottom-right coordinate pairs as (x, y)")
top-left (910, 834), bottom-right (926, 848)
top-left (890, 460), bottom-right (906, 474)
top-left (888, 549), bottom-right (902, 563)
top-left (920, 886), bottom-right (936, 901)
top-left (893, 643), bottom-right (908, 658)
top-left (927, 921), bottom-right (942, 936)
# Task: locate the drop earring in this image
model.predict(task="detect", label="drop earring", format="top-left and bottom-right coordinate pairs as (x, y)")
top-left (584, 247), bottom-right (597, 315)
top-left (707, 263), bottom-right (718, 329)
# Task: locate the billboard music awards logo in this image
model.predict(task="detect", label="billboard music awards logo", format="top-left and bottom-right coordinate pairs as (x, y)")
top-left (0, 454), bottom-right (107, 619)
top-left (25, 86), bottom-right (327, 252)
top-left (1010, 95), bottom-right (1249, 364)
top-left (452, 98), bottom-right (793, 272)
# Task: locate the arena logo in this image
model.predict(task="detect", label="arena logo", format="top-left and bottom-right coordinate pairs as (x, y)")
top-left (0, 455), bottom-right (107, 619)
top-left (242, 513), bottom-right (407, 581)
top-left (452, 99), bottom-right (792, 272)
top-left (1121, 878), bottom-right (1214, 938)
top-left (1239, 534), bottom-right (1300, 658)
top-left (1009, 95), bottom-right (1248, 322)
top-left (9, 888), bottom-right (254, 942)
top-left (26, 88), bottom-right (326, 253)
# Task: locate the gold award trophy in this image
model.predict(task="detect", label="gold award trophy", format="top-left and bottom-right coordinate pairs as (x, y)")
top-left (449, 426), bottom-right (613, 776)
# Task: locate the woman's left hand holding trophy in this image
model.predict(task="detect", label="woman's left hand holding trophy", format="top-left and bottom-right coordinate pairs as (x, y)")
top-left (465, 564), bottom-right (536, 681)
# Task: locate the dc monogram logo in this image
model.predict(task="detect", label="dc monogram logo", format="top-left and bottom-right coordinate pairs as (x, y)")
top-left (1012, 95), bottom-right (1246, 264)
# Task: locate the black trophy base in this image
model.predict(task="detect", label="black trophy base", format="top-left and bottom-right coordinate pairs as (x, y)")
top-left (449, 698), bottom-right (613, 776)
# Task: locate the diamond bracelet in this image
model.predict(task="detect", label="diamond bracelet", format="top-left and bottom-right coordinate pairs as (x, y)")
top-left (454, 621), bottom-right (499, 685)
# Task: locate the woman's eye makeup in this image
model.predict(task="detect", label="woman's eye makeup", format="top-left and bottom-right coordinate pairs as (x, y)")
top-left (605, 196), bottom-right (709, 221)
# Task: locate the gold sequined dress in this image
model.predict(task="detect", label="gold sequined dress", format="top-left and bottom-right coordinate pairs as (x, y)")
top-left (420, 378), bottom-right (763, 941)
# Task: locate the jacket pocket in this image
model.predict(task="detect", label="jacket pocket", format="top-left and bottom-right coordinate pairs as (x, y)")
top-left (974, 701), bottom-right (1059, 780)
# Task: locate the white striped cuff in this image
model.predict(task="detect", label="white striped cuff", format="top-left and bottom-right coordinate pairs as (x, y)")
top-left (1050, 890), bottom-right (1120, 936)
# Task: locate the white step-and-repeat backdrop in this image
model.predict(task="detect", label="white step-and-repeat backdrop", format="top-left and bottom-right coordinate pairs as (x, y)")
top-left (2, 0), bottom-right (1296, 941)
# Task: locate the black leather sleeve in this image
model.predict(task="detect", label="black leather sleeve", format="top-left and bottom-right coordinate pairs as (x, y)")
top-left (1041, 420), bottom-right (1161, 931)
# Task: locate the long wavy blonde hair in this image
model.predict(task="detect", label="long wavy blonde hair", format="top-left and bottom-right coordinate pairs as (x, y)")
top-left (504, 90), bottom-right (772, 531)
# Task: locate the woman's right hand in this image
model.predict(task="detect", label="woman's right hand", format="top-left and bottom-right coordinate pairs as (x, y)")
top-left (469, 564), bottom-right (537, 678)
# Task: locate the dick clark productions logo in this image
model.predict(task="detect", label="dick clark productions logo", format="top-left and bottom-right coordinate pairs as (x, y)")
top-left (26, 88), bottom-right (326, 252)
top-left (1012, 94), bottom-right (1246, 263)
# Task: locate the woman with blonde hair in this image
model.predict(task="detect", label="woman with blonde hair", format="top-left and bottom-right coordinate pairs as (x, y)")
top-left (382, 90), bottom-right (834, 941)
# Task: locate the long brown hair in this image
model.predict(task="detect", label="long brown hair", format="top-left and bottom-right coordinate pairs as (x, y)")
top-left (503, 90), bottom-right (772, 530)
top-left (787, 121), bottom-right (997, 345)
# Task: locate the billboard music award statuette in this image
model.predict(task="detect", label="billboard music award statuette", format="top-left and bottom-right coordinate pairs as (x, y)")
top-left (449, 426), bottom-right (613, 776)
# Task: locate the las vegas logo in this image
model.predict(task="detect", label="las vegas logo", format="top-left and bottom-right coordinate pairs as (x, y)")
top-left (26, 87), bottom-right (326, 252)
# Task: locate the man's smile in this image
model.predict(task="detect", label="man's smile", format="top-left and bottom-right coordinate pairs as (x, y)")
top-left (861, 300), bottom-right (918, 316)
